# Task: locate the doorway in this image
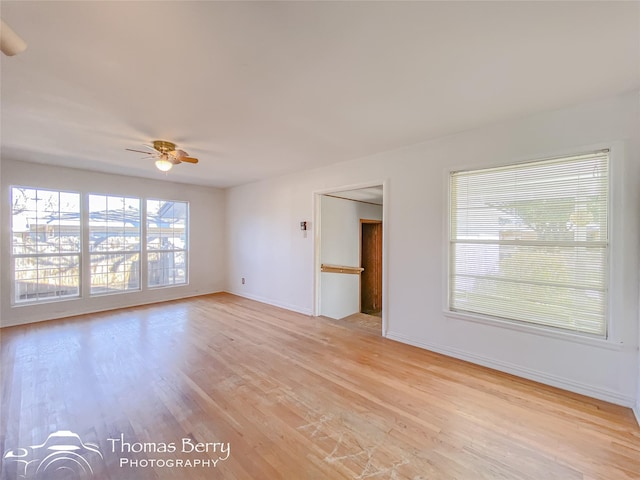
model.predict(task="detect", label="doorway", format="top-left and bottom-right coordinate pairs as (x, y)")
top-left (360, 220), bottom-right (382, 315)
top-left (314, 182), bottom-right (387, 336)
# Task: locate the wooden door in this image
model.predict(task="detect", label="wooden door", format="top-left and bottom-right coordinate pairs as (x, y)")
top-left (360, 220), bottom-right (382, 314)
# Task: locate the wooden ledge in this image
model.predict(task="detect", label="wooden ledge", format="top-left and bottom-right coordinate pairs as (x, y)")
top-left (321, 264), bottom-right (364, 275)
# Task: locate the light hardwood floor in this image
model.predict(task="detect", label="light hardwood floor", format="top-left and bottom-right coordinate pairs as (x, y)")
top-left (340, 312), bottom-right (382, 334)
top-left (1, 293), bottom-right (639, 479)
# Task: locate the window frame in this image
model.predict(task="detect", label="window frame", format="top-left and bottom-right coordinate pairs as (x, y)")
top-left (87, 193), bottom-right (142, 296)
top-left (145, 198), bottom-right (190, 289)
top-left (444, 145), bottom-right (623, 348)
top-left (10, 186), bottom-right (82, 305)
top-left (9, 187), bottom-right (191, 307)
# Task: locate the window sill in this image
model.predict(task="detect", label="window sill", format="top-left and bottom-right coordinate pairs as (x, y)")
top-left (444, 309), bottom-right (625, 351)
top-left (147, 283), bottom-right (189, 290)
top-left (12, 295), bottom-right (80, 308)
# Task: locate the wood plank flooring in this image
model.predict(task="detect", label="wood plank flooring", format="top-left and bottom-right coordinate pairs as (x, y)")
top-left (1, 293), bottom-right (639, 479)
top-left (340, 312), bottom-right (382, 334)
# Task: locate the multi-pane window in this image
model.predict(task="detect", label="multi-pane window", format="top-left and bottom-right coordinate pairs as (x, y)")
top-left (11, 187), bottom-right (81, 303)
top-left (89, 194), bottom-right (141, 294)
top-left (449, 151), bottom-right (609, 337)
top-left (146, 200), bottom-right (188, 287)
top-left (10, 187), bottom-right (189, 305)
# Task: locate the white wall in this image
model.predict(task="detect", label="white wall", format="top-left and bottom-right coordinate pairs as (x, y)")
top-left (226, 91), bottom-right (640, 406)
top-left (637, 215), bottom-right (640, 423)
top-left (224, 177), bottom-right (315, 313)
top-left (0, 159), bottom-right (226, 327)
top-left (637, 288), bottom-right (640, 423)
top-left (319, 195), bottom-right (382, 319)
top-left (0, 162), bottom-right (3, 323)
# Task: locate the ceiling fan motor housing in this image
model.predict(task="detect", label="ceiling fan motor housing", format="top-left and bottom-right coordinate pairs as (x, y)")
top-left (153, 140), bottom-right (176, 153)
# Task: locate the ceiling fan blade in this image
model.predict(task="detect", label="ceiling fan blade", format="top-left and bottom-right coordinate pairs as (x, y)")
top-left (179, 157), bottom-right (199, 164)
top-left (126, 148), bottom-right (155, 155)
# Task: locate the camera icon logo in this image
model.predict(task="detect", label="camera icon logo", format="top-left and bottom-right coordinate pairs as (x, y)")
top-left (2, 430), bottom-right (103, 479)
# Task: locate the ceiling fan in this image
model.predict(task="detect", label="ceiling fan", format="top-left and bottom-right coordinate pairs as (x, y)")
top-left (1, 19), bottom-right (28, 56)
top-left (126, 140), bottom-right (199, 172)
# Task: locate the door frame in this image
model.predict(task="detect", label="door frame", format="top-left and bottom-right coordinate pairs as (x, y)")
top-left (313, 179), bottom-right (389, 336)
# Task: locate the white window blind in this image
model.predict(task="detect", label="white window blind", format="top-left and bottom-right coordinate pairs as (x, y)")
top-left (449, 151), bottom-right (609, 336)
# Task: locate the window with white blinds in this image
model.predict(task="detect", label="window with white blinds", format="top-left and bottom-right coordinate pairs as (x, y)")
top-left (449, 151), bottom-right (609, 337)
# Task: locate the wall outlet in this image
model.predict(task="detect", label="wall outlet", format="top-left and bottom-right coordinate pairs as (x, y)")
top-left (241, 277), bottom-right (245, 285)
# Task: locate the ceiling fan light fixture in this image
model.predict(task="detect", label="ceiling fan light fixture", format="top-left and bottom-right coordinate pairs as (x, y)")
top-left (155, 157), bottom-right (173, 172)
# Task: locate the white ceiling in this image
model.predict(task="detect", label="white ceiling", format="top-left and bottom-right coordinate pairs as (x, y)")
top-left (1, 1), bottom-right (638, 188)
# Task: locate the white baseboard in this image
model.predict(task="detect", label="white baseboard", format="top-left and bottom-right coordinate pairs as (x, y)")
top-left (386, 331), bottom-right (635, 408)
top-left (634, 404), bottom-right (640, 427)
top-left (225, 290), bottom-right (313, 316)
